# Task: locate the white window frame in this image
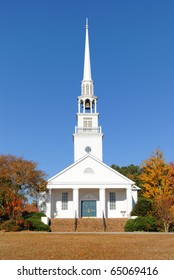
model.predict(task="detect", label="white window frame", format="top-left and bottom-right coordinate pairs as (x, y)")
top-left (62, 192), bottom-right (68, 210)
top-left (109, 192), bottom-right (116, 210)
top-left (83, 117), bottom-right (92, 128)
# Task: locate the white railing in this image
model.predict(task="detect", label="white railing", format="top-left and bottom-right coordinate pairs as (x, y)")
top-left (75, 126), bottom-right (102, 134)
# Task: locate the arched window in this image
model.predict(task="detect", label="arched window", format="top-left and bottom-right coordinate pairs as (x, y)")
top-left (83, 168), bottom-right (94, 174)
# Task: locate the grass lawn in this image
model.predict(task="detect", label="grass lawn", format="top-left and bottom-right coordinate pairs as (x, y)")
top-left (0, 232), bottom-right (174, 260)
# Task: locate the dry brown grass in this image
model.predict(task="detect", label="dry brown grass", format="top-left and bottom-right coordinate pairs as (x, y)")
top-left (0, 232), bottom-right (174, 260)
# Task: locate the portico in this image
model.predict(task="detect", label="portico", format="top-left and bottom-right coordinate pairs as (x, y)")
top-left (46, 184), bottom-right (135, 219)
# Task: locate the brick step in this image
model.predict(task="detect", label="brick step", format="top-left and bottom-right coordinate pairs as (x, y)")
top-left (105, 218), bottom-right (128, 232)
top-left (51, 218), bottom-right (127, 232)
top-left (76, 218), bottom-right (104, 232)
top-left (51, 219), bottom-right (75, 232)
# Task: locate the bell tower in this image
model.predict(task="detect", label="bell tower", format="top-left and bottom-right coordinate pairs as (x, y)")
top-left (73, 19), bottom-right (103, 162)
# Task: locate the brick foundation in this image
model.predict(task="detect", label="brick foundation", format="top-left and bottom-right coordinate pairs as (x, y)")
top-left (51, 218), bottom-right (127, 232)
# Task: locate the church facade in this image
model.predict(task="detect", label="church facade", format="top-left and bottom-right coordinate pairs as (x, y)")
top-left (43, 20), bottom-right (139, 220)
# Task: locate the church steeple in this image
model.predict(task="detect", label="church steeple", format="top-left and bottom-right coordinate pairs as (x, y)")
top-left (73, 19), bottom-right (103, 162)
top-left (81, 18), bottom-right (94, 100)
top-left (83, 18), bottom-right (92, 81)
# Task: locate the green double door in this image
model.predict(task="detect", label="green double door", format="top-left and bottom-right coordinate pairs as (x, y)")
top-left (81, 200), bottom-right (96, 217)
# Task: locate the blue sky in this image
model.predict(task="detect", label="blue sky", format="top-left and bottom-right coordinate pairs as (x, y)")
top-left (0, 0), bottom-right (174, 178)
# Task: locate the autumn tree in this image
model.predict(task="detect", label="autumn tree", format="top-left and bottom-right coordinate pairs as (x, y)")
top-left (168, 162), bottom-right (174, 192)
top-left (0, 187), bottom-right (25, 219)
top-left (138, 149), bottom-right (173, 200)
top-left (0, 155), bottom-right (47, 220)
top-left (154, 194), bottom-right (174, 232)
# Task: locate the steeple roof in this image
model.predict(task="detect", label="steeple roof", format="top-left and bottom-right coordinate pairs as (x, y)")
top-left (83, 18), bottom-right (92, 81)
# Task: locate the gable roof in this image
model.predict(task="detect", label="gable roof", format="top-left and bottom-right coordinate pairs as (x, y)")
top-left (48, 154), bottom-right (137, 188)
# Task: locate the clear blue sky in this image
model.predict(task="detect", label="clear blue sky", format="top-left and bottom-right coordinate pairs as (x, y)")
top-left (0, 0), bottom-right (174, 178)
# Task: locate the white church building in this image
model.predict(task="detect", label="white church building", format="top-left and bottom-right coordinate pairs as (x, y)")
top-left (43, 20), bottom-right (139, 220)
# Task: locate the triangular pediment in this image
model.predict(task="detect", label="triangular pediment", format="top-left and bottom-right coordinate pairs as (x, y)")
top-left (48, 154), bottom-right (135, 187)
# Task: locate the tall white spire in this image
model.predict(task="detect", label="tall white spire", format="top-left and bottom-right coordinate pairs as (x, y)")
top-left (83, 18), bottom-right (92, 81)
top-left (81, 19), bottom-right (94, 97)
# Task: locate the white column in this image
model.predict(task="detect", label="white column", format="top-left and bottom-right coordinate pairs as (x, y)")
top-left (73, 188), bottom-right (79, 218)
top-left (95, 99), bottom-right (97, 113)
top-left (48, 188), bottom-right (52, 218)
top-left (126, 187), bottom-right (133, 217)
top-left (83, 101), bottom-right (85, 113)
top-left (99, 188), bottom-right (106, 218)
top-left (78, 100), bottom-right (80, 113)
top-left (90, 100), bottom-right (92, 113)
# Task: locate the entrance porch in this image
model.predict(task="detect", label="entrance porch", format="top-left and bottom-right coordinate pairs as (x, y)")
top-left (46, 187), bottom-right (135, 219)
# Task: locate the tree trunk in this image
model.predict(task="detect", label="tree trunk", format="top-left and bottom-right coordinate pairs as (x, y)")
top-left (164, 222), bottom-right (169, 232)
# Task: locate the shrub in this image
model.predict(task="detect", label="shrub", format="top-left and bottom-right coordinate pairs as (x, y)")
top-left (1, 219), bottom-right (21, 232)
top-left (169, 224), bottom-right (174, 232)
top-left (0, 212), bottom-right (50, 232)
top-left (24, 220), bottom-right (33, 230)
top-left (131, 197), bottom-right (153, 217)
top-left (24, 212), bottom-right (50, 232)
top-left (24, 218), bottom-right (50, 231)
top-left (29, 212), bottom-right (46, 219)
top-left (124, 216), bottom-right (157, 232)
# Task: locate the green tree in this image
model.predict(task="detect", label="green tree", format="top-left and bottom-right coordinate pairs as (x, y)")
top-left (131, 197), bottom-right (153, 217)
top-left (111, 164), bottom-right (143, 187)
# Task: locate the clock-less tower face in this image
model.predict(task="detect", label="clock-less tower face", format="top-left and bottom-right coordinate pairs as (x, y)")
top-left (73, 126), bottom-right (103, 161)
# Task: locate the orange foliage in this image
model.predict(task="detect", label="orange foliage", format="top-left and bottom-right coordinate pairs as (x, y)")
top-left (154, 194), bottom-right (174, 232)
top-left (168, 162), bottom-right (174, 191)
top-left (23, 203), bottom-right (38, 213)
top-left (139, 149), bottom-right (173, 199)
top-left (0, 189), bottom-right (25, 219)
top-left (0, 154), bottom-right (47, 219)
top-left (0, 155), bottom-right (47, 195)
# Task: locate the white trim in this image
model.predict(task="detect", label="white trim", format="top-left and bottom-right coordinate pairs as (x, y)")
top-left (48, 182), bottom-right (133, 186)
